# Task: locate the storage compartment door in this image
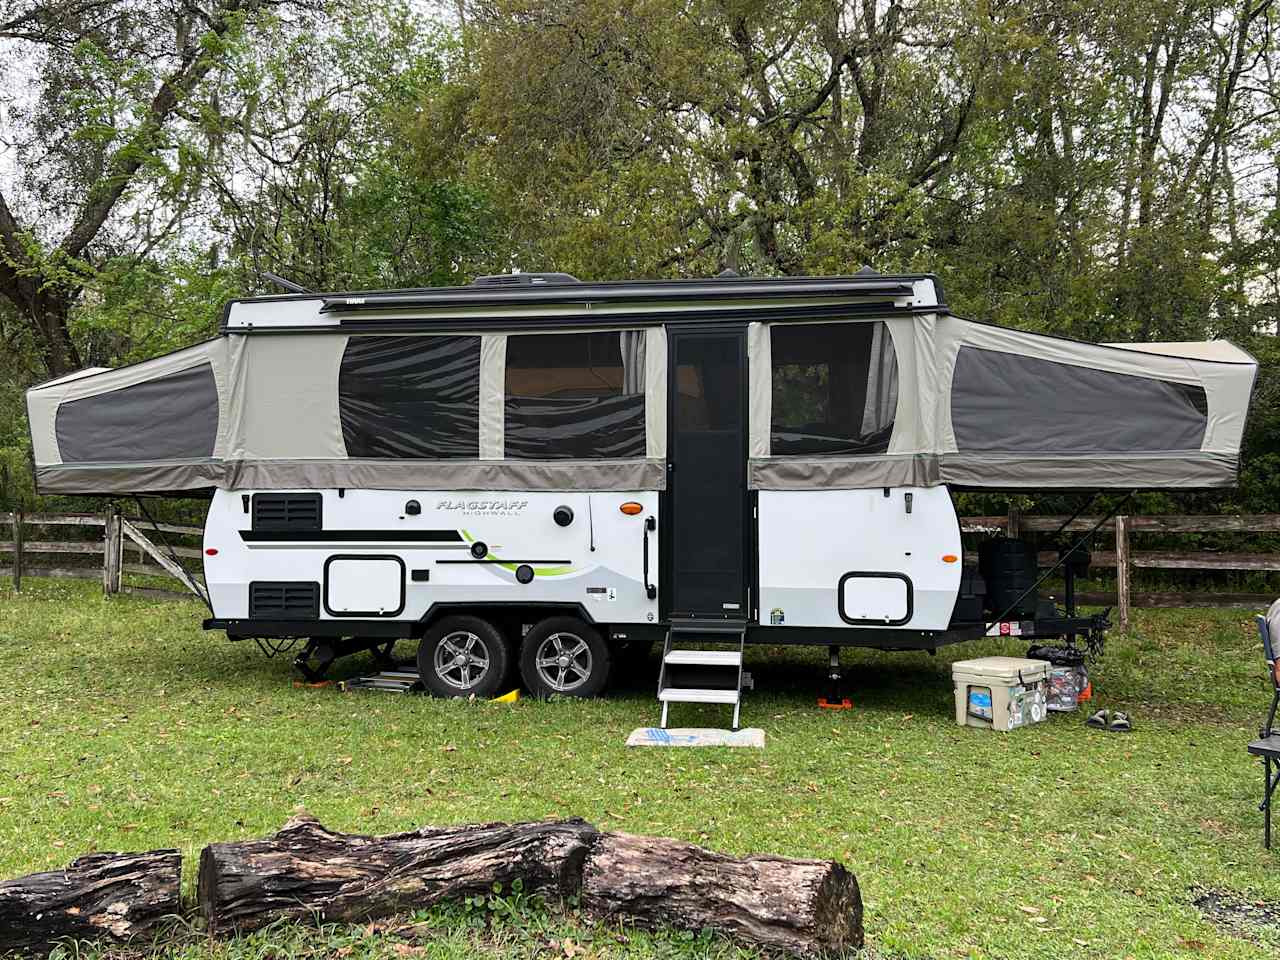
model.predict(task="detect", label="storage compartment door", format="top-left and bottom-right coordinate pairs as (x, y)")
top-left (324, 556), bottom-right (405, 617)
top-left (839, 572), bottom-right (912, 625)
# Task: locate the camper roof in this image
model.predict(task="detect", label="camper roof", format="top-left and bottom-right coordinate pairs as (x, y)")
top-left (221, 272), bottom-right (944, 333)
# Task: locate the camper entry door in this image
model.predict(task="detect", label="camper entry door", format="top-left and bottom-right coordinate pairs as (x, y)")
top-left (665, 327), bottom-right (750, 619)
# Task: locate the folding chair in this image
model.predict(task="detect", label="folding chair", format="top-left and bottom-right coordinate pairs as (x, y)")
top-left (1247, 612), bottom-right (1280, 849)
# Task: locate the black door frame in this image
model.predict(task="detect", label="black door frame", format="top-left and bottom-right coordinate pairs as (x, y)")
top-left (660, 323), bottom-right (754, 622)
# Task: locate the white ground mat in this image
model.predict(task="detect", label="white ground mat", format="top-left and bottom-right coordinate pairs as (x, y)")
top-left (625, 727), bottom-right (765, 748)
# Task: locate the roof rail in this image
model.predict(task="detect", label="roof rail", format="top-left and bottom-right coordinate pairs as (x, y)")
top-left (471, 272), bottom-right (580, 286)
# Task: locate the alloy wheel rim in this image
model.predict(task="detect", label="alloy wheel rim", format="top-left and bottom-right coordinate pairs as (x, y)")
top-left (433, 631), bottom-right (490, 690)
top-left (533, 632), bottom-right (592, 693)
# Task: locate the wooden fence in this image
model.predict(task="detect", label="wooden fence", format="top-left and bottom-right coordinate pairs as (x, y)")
top-left (961, 509), bottom-right (1280, 630)
top-left (3, 509), bottom-right (1279, 626)
top-left (1, 509), bottom-right (207, 602)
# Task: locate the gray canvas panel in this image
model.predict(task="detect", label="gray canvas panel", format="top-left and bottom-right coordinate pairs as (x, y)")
top-left (750, 454), bottom-right (941, 490)
top-left (939, 452), bottom-right (1238, 489)
top-left (950, 346), bottom-right (1208, 454)
top-left (224, 457), bottom-right (666, 491)
top-left (35, 459), bottom-right (226, 495)
top-left (55, 362), bottom-right (219, 463)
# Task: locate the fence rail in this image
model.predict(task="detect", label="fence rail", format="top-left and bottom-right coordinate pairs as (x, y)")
top-left (1, 510), bottom-right (204, 601)
top-left (4, 509), bottom-right (1280, 623)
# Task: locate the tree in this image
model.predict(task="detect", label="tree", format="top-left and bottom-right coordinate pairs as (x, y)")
top-left (0, 0), bottom-right (297, 377)
top-left (419, 0), bottom-right (1011, 279)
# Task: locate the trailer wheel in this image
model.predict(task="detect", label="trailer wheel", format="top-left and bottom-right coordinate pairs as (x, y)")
top-left (417, 615), bottom-right (510, 699)
top-left (520, 617), bottom-right (611, 698)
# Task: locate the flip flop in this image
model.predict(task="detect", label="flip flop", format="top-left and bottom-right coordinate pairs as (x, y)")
top-left (1085, 708), bottom-right (1110, 729)
top-left (1108, 711), bottom-right (1132, 733)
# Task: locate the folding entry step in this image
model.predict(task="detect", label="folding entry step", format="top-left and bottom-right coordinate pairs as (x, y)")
top-left (337, 669), bottom-right (423, 694)
top-left (657, 619), bottom-right (750, 730)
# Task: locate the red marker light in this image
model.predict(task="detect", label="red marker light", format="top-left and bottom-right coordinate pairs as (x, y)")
top-left (205, 547), bottom-right (219, 556)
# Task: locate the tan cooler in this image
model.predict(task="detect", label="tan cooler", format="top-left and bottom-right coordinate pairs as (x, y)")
top-left (952, 656), bottom-right (1050, 731)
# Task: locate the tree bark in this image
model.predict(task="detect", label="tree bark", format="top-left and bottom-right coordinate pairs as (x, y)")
top-left (196, 816), bottom-right (864, 955)
top-left (580, 831), bottom-right (863, 956)
top-left (0, 849), bottom-right (181, 956)
top-left (197, 814), bottom-right (599, 936)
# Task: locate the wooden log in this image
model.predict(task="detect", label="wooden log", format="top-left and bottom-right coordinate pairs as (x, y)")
top-left (0, 849), bottom-right (180, 955)
top-left (580, 831), bottom-right (863, 956)
top-left (197, 814), bottom-right (599, 935)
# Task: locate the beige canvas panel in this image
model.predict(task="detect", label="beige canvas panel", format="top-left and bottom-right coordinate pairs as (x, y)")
top-left (479, 334), bottom-right (506, 459)
top-left (644, 325), bottom-right (667, 459)
top-left (224, 457), bottom-right (666, 491)
top-left (750, 454), bottom-right (942, 490)
top-left (939, 452), bottom-right (1238, 489)
top-left (746, 321), bottom-right (770, 459)
top-left (226, 333), bottom-right (347, 460)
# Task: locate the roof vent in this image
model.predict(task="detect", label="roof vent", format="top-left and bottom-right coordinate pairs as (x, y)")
top-left (854, 264), bottom-right (881, 276)
top-left (716, 268), bottom-right (741, 278)
top-left (471, 272), bottom-right (580, 287)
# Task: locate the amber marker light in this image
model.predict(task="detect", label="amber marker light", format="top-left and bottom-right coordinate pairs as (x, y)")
top-left (942, 554), bottom-right (958, 563)
top-left (620, 502), bottom-right (644, 515)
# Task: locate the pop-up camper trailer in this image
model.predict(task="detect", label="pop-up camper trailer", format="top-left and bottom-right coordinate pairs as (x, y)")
top-left (26, 272), bottom-right (1257, 726)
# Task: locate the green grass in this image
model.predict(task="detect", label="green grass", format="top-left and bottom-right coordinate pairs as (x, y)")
top-left (2, 578), bottom-right (1279, 959)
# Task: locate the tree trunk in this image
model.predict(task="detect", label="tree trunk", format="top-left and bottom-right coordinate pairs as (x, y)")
top-left (197, 814), bottom-right (598, 935)
top-left (581, 831), bottom-right (862, 956)
top-left (0, 850), bottom-right (181, 956)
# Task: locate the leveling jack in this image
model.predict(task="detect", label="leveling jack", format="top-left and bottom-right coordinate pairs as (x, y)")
top-left (818, 645), bottom-right (852, 710)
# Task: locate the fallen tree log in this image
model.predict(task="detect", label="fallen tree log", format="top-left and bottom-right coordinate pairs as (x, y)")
top-left (581, 831), bottom-right (862, 955)
top-left (0, 850), bottom-right (180, 956)
top-left (197, 815), bottom-right (862, 955)
top-left (197, 814), bottom-right (598, 935)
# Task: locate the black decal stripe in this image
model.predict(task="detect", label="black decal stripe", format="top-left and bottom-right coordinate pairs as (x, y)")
top-left (240, 529), bottom-right (464, 543)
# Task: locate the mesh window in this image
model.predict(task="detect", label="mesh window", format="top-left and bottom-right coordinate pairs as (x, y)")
top-left (951, 347), bottom-right (1209, 453)
top-left (505, 331), bottom-right (646, 459)
top-left (339, 335), bottom-right (480, 459)
top-left (56, 362), bottom-right (219, 463)
top-left (770, 322), bottom-right (897, 456)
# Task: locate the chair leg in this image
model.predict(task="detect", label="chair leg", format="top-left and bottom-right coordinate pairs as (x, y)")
top-left (1267, 758), bottom-right (1278, 851)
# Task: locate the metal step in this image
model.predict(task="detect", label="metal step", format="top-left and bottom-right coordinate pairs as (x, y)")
top-left (658, 687), bottom-right (741, 704)
top-left (669, 618), bottom-right (748, 635)
top-left (663, 649), bottom-right (742, 667)
top-left (338, 670), bottom-right (423, 694)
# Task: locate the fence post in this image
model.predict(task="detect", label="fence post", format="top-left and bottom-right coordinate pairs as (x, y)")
top-left (1114, 514), bottom-right (1130, 632)
top-left (12, 509), bottom-right (22, 591)
top-left (102, 508), bottom-right (122, 596)
top-left (1007, 503), bottom-right (1021, 539)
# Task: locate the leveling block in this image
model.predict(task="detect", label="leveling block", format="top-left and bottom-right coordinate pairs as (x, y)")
top-left (626, 727), bottom-right (765, 748)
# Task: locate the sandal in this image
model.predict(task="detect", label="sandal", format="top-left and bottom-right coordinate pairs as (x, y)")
top-left (1086, 709), bottom-right (1110, 729)
top-left (1108, 711), bottom-right (1132, 733)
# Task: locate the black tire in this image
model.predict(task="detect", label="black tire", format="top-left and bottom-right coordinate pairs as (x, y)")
top-left (417, 615), bottom-right (510, 699)
top-left (519, 616), bottom-right (611, 699)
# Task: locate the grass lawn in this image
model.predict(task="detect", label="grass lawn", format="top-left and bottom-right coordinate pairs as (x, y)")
top-left (2, 578), bottom-right (1279, 959)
